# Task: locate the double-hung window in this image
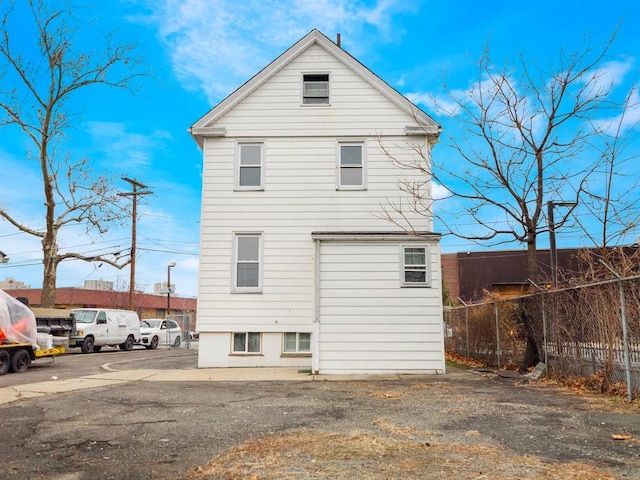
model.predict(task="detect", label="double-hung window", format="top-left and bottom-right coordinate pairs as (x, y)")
top-left (302, 73), bottom-right (329, 105)
top-left (401, 245), bottom-right (429, 287)
top-left (233, 332), bottom-right (261, 353)
top-left (338, 142), bottom-right (365, 189)
top-left (233, 233), bottom-right (262, 292)
top-left (237, 143), bottom-right (263, 189)
top-left (283, 332), bottom-right (311, 354)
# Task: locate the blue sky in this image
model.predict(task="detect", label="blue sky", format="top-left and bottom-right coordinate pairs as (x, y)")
top-left (1, 0), bottom-right (638, 297)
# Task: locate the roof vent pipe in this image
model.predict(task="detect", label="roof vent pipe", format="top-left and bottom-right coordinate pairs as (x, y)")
top-left (336, 33), bottom-right (341, 48)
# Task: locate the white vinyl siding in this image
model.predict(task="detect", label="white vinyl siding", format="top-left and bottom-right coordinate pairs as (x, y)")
top-left (206, 45), bottom-right (416, 137)
top-left (232, 233), bottom-right (262, 292)
top-left (237, 142), bottom-right (263, 189)
top-left (199, 135), bottom-right (433, 332)
top-left (316, 240), bottom-right (444, 374)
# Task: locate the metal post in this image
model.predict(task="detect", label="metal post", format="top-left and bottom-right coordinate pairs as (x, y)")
top-left (167, 261), bottom-right (176, 349)
top-left (528, 279), bottom-right (549, 376)
top-left (547, 201), bottom-right (557, 285)
top-left (495, 302), bottom-right (501, 369)
top-left (600, 260), bottom-right (633, 402)
top-left (540, 293), bottom-right (548, 375)
top-left (547, 201), bottom-right (576, 286)
top-left (465, 308), bottom-right (470, 358)
top-left (617, 279), bottom-right (633, 402)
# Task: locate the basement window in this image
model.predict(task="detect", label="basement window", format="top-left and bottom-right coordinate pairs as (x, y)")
top-left (283, 332), bottom-right (311, 353)
top-left (302, 74), bottom-right (329, 105)
top-left (232, 332), bottom-right (261, 354)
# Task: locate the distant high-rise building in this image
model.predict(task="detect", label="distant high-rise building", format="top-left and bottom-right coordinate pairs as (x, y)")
top-left (0, 277), bottom-right (30, 289)
top-left (83, 279), bottom-right (114, 291)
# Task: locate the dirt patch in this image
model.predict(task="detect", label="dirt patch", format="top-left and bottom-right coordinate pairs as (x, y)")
top-left (185, 428), bottom-right (621, 480)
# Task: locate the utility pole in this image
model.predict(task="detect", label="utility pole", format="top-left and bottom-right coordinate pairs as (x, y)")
top-left (119, 177), bottom-right (152, 310)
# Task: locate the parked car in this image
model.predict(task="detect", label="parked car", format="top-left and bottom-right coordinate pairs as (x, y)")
top-left (189, 330), bottom-right (199, 340)
top-left (70, 309), bottom-right (140, 354)
top-left (137, 319), bottom-right (182, 349)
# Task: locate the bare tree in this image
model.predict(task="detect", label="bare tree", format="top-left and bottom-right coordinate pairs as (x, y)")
top-left (380, 35), bottom-right (638, 368)
top-left (382, 34), bottom-right (635, 284)
top-left (0, 0), bottom-right (144, 307)
top-left (577, 87), bottom-right (640, 256)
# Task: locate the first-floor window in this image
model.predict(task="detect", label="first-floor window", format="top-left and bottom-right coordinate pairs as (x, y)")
top-left (283, 332), bottom-right (311, 353)
top-left (401, 245), bottom-right (429, 287)
top-left (234, 233), bottom-right (262, 291)
top-left (338, 142), bottom-right (365, 189)
top-left (233, 332), bottom-right (261, 353)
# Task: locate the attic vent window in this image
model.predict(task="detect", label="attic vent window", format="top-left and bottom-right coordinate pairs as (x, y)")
top-left (303, 74), bottom-right (329, 105)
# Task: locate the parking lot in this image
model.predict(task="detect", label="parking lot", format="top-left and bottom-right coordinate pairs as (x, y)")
top-left (1, 347), bottom-right (639, 479)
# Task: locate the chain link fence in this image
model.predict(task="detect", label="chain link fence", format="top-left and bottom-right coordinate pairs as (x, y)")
top-left (445, 275), bottom-right (640, 400)
top-left (169, 312), bottom-right (194, 349)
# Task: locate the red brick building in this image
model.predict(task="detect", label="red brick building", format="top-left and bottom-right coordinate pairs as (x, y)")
top-left (4, 287), bottom-right (197, 326)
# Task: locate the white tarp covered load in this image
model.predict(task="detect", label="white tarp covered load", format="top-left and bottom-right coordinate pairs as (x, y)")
top-left (0, 289), bottom-right (37, 347)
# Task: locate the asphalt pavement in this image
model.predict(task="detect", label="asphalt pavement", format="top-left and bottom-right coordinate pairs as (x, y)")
top-left (1, 346), bottom-right (639, 480)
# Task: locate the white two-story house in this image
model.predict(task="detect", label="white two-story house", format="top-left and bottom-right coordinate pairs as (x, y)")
top-left (190, 29), bottom-right (445, 375)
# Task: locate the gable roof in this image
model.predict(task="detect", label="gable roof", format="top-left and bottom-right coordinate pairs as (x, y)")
top-left (189, 29), bottom-right (441, 147)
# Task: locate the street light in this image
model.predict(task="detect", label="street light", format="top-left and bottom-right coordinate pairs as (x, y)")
top-left (547, 201), bottom-right (576, 285)
top-left (167, 261), bottom-right (176, 349)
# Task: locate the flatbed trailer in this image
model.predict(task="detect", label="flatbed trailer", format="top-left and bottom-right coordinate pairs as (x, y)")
top-left (0, 342), bottom-right (66, 375)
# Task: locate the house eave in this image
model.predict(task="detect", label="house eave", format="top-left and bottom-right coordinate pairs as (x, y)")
top-left (188, 127), bottom-right (227, 147)
top-left (312, 231), bottom-right (441, 242)
top-left (405, 125), bottom-right (442, 141)
top-left (189, 29), bottom-right (441, 146)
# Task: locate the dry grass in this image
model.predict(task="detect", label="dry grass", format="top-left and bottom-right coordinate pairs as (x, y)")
top-left (184, 429), bottom-right (622, 480)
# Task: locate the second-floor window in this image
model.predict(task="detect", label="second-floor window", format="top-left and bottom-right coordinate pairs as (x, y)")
top-left (237, 143), bottom-right (263, 189)
top-left (338, 142), bottom-right (365, 189)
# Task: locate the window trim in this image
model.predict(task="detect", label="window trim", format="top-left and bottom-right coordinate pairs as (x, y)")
top-left (231, 332), bottom-right (262, 354)
top-left (301, 73), bottom-right (330, 106)
top-left (400, 245), bottom-right (431, 287)
top-left (282, 332), bottom-right (311, 355)
top-left (235, 141), bottom-right (265, 191)
top-left (232, 232), bottom-right (263, 293)
top-left (337, 141), bottom-right (366, 190)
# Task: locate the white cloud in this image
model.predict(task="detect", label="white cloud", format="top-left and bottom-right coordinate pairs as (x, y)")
top-left (431, 181), bottom-right (449, 200)
top-left (84, 121), bottom-right (172, 170)
top-left (407, 92), bottom-right (461, 117)
top-left (591, 59), bottom-right (634, 89)
top-left (138, 0), bottom-right (411, 104)
top-left (592, 86), bottom-right (640, 135)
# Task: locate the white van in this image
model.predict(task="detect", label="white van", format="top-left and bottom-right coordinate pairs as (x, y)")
top-left (70, 309), bottom-right (140, 354)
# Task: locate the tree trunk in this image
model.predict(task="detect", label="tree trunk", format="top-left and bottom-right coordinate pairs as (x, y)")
top-left (522, 231), bottom-right (541, 368)
top-left (40, 232), bottom-right (58, 308)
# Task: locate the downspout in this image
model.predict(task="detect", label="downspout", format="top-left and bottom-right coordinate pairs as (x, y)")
top-left (312, 238), bottom-right (321, 375)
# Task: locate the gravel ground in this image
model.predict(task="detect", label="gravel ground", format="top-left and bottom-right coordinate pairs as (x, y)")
top-left (1, 353), bottom-right (639, 479)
